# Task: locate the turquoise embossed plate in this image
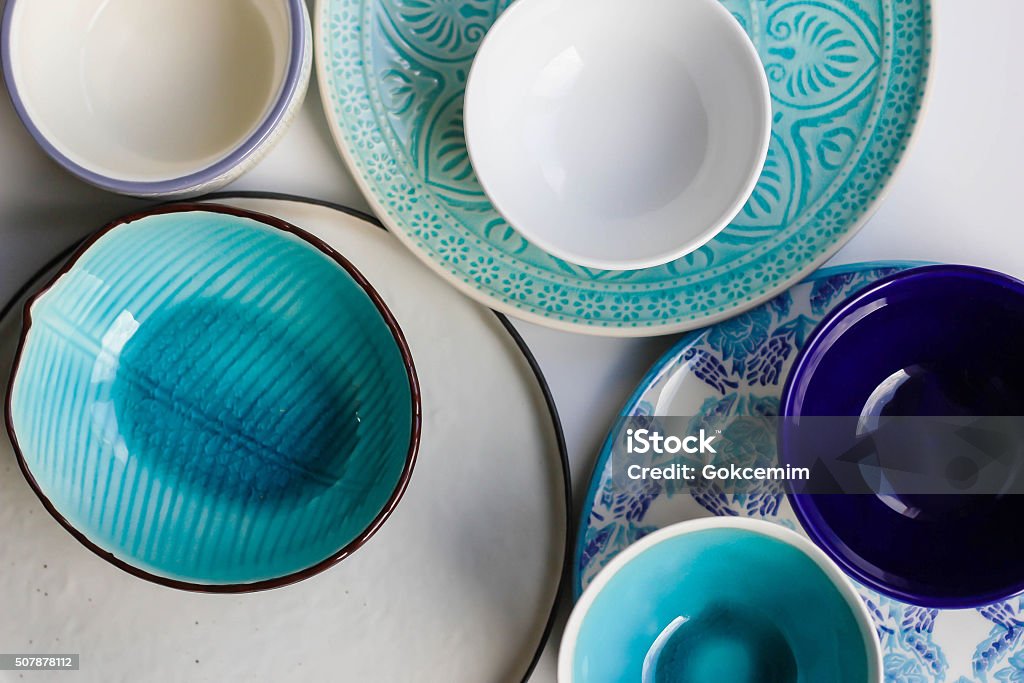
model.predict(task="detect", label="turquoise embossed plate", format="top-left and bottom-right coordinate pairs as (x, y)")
top-left (575, 262), bottom-right (1024, 683)
top-left (5, 204), bottom-right (420, 591)
top-left (317, 0), bottom-right (932, 336)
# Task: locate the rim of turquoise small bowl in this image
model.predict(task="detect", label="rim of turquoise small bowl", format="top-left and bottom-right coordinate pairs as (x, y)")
top-left (0, 0), bottom-right (308, 196)
top-left (3, 202), bottom-right (423, 593)
top-left (559, 517), bottom-right (883, 683)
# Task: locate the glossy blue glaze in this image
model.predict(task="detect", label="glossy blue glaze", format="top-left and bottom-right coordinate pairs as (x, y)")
top-left (572, 528), bottom-right (869, 682)
top-left (781, 265), bottom-right (1024, 608)
top-left (8, 208), bottom-right (416, 587)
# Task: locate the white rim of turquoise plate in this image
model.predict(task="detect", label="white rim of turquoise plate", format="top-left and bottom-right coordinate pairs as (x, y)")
top-left (572, 259), bottom-right (931, 596)
top-left (559, 517), bottom-right (883, 683)
top-left (314, 0), bottom-right (936, 337)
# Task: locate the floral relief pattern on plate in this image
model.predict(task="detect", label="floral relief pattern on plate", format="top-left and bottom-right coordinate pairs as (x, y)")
top-left (319, 0), bottom-right (932, 334)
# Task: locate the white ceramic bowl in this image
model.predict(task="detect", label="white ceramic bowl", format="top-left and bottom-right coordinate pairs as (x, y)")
top-left (2, 0), bottom-right (311, 198)
top-left (465, 0), bottom-right (772, 271)
top-left (559, 518), bottom-right (883, 682)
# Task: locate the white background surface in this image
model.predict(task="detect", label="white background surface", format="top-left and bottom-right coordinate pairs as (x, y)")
top-left (1, 0), bottom-right (1023, 680)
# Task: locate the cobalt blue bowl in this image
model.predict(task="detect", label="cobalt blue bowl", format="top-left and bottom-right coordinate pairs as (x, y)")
top-left (5, 204), bottom-right (420, 591)
top-left (780, 265), bottom-right (1024, 608)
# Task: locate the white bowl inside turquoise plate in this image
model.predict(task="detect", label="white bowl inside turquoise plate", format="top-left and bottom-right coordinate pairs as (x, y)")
top-left (465, 0), bottom-right (772, 271)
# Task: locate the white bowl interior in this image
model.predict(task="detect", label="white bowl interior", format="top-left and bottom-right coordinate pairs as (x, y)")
top-left (466, 0), bottom-right (771, 270)
top-left (8, 0), bottom-right (291, 183)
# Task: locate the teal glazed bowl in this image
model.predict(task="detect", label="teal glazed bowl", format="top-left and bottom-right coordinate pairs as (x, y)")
top-left (5, 204), bottom-right (420, 591)
top-left (559, 518), bottom-right (882, 683)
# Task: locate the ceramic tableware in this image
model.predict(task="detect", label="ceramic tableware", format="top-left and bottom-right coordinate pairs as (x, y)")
top-left (6, 204), bottom-right (420, 590)
top-left (317, 0), bottom-right (931, 335)
top-left (464, 0), bottom-right (771, 271)
top-left (561, 517), bottom-right (882, 682)
top-left (577, 262), bottom-right (1024, 682)
top-left (0, 194), bottom-right (569, 682)
top-left (780, 265), bottom-right (1024, 608)
top-left (2, 0), bottom-right (311, 197)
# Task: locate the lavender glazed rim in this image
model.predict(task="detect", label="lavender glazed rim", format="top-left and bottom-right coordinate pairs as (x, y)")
top-left (1, 0), bottom-right (308, 195)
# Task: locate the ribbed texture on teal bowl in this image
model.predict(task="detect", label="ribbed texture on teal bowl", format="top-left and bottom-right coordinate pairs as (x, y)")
top-left (7, 208), bottom-right (416, 587)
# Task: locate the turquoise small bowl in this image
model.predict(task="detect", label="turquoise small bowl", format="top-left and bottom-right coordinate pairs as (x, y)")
top-left (559, 518), bottom-right (882, 683)
top-left (5, 204), bottom-right (420, 591)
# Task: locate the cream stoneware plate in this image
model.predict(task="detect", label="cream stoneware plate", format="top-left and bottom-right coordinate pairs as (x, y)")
top-left (0, 195), bottom-right (568, 682)
top-left (576, 262), bottom-right (1024, 683)
top-left (317, 0), bottom-right (932, 336)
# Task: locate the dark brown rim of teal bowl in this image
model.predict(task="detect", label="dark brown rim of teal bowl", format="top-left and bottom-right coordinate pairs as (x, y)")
top-left (3, 202), bottom-right (423, 594)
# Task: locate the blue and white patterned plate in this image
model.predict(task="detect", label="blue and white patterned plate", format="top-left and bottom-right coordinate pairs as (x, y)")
top-left (575, 262), bottom-right (1024, 683)
top-left (0, 195), bottom-right (570, 683)
top-left (316, 0), bottom-right (932, 336)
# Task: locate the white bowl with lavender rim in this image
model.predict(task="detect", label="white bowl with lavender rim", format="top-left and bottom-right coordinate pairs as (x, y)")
top-left (2, 0), bottom-right (311, 198)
